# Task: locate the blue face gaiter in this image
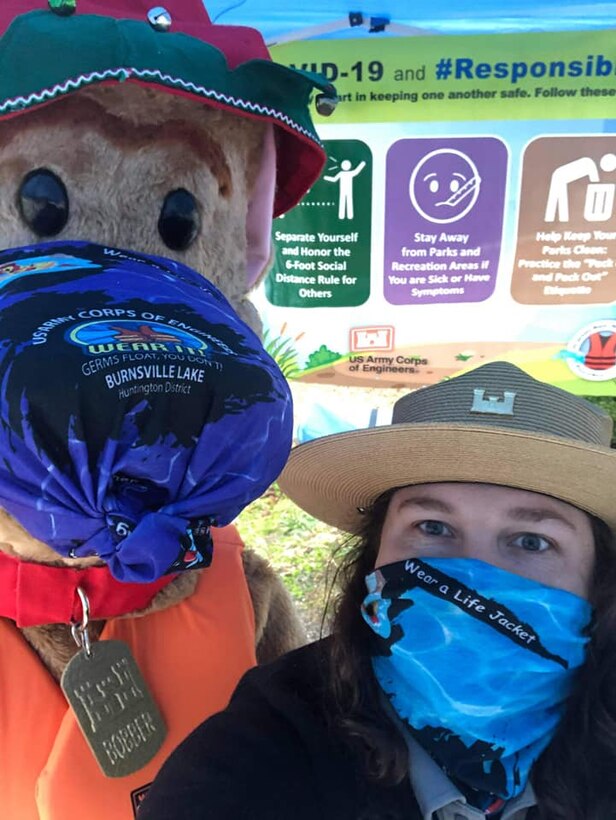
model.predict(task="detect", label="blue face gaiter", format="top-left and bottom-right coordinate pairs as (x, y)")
top-left (361, 557), bottom-right (593, 800)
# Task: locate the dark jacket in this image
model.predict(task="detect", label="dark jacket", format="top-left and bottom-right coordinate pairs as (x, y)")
top-left (139, 639), bottom-right (421, 820)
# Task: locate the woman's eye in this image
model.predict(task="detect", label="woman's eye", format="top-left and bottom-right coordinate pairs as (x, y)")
top-left (417, 520), bottom-right (452, 538)
top-left (158, 188), bottom-right (200, 251)
top-left (18, 169), bottom-right (69, 236)
top-left (511, 533), bottom-right (552, 552)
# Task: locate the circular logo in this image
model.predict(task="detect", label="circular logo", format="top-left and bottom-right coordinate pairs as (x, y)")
top-left (409, 148), bottom-right (481, 224)
top-left (565, 319), bottom-right (616, 381)
top-left (68, 320), bottom-right (208, 351)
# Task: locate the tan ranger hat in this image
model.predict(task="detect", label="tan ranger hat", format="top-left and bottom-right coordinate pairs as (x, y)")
top-left (279, 362), bottom-right (616, 533)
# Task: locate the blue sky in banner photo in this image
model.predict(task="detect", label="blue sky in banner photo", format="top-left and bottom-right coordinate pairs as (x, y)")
top-left (206, 1), bottom-right (616, 39)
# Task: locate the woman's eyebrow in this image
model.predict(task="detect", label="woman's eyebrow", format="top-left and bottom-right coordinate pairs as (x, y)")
top-left (507, 507), bottom-right (577, 531)
top-left (398, 496), bottom-right (455, 514)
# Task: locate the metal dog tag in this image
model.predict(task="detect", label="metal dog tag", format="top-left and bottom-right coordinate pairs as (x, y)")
top-left (61, 639), bottom-right (167, 777)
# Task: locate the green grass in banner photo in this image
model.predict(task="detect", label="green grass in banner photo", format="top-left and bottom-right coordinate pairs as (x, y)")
top-left (266, 139), bottom-right (372, 308)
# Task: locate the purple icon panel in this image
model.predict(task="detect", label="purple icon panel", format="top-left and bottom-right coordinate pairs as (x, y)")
top-left (384, 137), bottom-right (507, 305)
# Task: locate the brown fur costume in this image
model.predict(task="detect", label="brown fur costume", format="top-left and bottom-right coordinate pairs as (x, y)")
top-left (0, 83), bottom-right (306, 681)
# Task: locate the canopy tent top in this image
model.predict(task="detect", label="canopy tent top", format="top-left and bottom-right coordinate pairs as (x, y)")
top-left (207, 1), bottom-right (616, 43)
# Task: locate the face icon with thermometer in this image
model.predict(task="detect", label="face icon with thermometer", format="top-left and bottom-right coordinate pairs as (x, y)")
top-left (409, 148), bottom-right (481, 224)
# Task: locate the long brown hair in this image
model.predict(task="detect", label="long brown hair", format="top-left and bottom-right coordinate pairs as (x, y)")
top-left (326, 490), bottom-right (616, 817)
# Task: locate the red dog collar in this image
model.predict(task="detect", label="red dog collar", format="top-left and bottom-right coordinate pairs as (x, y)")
top-left (0, 550), bottom-right (175, 627)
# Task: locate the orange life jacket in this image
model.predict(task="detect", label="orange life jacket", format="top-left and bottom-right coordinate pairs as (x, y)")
top-left (0, 525), bottom-right (256, 820)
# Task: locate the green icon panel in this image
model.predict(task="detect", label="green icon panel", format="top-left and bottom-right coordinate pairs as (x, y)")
top-left (267, 139), bottom-right (372, 308)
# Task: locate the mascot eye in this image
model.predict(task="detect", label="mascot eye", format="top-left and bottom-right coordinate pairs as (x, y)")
top-left (158, 189), bottom-right (200, 251)
top-left (18, 169), bottom-right (69, 236)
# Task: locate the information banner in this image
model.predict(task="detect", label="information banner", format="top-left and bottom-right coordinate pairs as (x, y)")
top-left (253, 30), bottom-right (616, 394)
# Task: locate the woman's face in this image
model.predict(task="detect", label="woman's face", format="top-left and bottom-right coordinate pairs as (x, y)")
top-left (376, 483), bottom-right (595, 598)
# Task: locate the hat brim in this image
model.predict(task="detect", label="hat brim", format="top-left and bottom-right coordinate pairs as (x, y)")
top-left (0, 11), bottom-right (326, 215)
top-left (278, 424), bottom-right (616, 534)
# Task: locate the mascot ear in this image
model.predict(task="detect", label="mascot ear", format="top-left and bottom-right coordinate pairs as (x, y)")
top-left (245, 126), bottom-right (276, 289)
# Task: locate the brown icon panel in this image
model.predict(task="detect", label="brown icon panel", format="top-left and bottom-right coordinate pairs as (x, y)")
top-left (512, 136), bottom-right (616, 305)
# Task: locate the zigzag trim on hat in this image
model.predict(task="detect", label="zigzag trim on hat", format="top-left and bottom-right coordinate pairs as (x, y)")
top-left (137, 68), bottom-right (323, 145)
top-left (0, 67), bottom-right (323, 146)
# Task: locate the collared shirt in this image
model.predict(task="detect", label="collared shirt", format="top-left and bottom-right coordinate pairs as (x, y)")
top-left (406, 735), bottom-right (537, 820)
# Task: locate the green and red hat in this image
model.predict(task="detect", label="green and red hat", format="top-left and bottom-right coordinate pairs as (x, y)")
top-left (0, 0), bottom-right (331, 217)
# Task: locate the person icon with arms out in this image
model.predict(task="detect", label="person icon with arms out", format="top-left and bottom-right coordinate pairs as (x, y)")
top-left (324, 158), bottom-right (366, 220)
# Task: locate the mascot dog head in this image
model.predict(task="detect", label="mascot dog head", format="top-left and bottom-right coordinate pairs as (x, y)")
top-left (0, 0), bottom-right (331, 328)
top-left (0, 3), bottom-right (330, 575)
